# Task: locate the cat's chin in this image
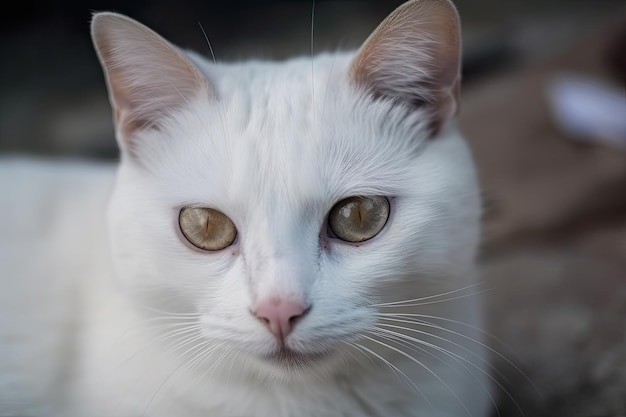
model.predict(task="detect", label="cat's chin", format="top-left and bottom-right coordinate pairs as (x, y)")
top-left (261, 347), bottom-right (331, 369)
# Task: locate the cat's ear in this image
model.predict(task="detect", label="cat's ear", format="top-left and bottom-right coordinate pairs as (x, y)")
top-left (350, 0), bottom-right (461, 134)
top-left (91, 12), bottom-right (211, 148)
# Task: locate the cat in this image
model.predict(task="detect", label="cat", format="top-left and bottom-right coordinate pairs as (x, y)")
top-left (0, 0), bottom-right (492, 416)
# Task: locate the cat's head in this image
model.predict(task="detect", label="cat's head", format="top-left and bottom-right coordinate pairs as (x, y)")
top-left (92, 0), bottom-right (480, 380)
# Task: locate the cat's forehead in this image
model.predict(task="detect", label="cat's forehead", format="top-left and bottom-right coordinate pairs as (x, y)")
top-left (203, 54), bottom-right (349, 140)
top-left (153, 53), bottom-right (429, 215)
top-left (212, 55), bottom-right (423, 175)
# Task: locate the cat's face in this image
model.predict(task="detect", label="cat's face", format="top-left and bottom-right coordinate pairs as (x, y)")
top-left (93, 0), bottom-right (480, 379)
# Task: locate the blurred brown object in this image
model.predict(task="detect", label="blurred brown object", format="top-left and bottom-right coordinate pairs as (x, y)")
top-left (462, 13), bottom-right (626, 417)
top-left (460, 13), bottom-right (626, 262)
top-left (606, 20), bottom-right (626, 84)
top-left (483, 247), bottom-right (626, 417)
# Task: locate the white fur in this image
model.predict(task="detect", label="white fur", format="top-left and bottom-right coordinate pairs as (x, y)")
top-left (0, 3), bottom-right (490, 416)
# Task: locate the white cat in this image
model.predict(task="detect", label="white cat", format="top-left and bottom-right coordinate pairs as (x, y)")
top-left (0, 0), bottom-right (491, 416)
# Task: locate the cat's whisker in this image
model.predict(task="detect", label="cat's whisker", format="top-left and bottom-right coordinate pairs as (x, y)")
top-left (339, 340), bottom-right (374, 367)
top-left (372, 282), bottom-right (489, 307)
top-left (169, 341), bottom-right (220, 393)
top-left (175, 351), bottom-right (218, 401)
top-left (198, 22), bottom-right (217, 64)
top-left (197, 21), bottom-right (230, 146)
top-left (180, 340), bottom-right (221, 378)
top-left (222, 345), bottom-right (239, 381)
top-left (143, 339), bottom-right (233, 417)
top-left (135, 316), bottom-right (200, 323)
top-left (371, 326), bottom-right (515, 417)
top-left (117, 322), bottom-right (199, 343)
top-left (196, 344), bottom-right (233, 383)
top-left (114, 319), bottom-right (201, 349)
top-left (376, 320), bottom-right (511, 389)
top-left (377, 315), bottom-right (540, 401)
top-left (377, 289), bottom-right (492, 308)
top-left (141, 338), bottom-right (216, 417)
top-left (364, 333), bottom-right (474, 417)
top-left (379, 316), bottom-right (506, 366)
top-left (116, 316), bottom-right (199, 337)
top-left (377, 313), bottom-right (538, 393)
top-left (370, 328), bottom-right (502, 417)
top-left (378, 312), bottom-right (510, 354)
top-left (310, 0), bottom-right (316, 124)
top-left (349, 342), bottom-right (433, 409)
top-left (162, 332), bottom-right (207, 357)
top-left (132, 302), bottom-right (201, 317)
top-left (372, 327), bottom-right (471, 375)
top-left (198, 22), bottom-right (231, 162)
top-left (117, 324), bottom-right (204, 369)
top-left (370, 329), bottom-right (450, 375)
top-left (375, 320), bottom-right (496, 375)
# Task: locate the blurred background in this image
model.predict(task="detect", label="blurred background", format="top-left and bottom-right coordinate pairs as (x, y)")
top-left (1, 1), bottom-right (625, 416)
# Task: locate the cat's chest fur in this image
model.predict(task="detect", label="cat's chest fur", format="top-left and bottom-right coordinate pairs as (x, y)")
top-left (0, 1), bottom-right (492, 416)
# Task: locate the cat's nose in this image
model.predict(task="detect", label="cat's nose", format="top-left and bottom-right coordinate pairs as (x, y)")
top-left (252, 298), bottom-right (310, 340)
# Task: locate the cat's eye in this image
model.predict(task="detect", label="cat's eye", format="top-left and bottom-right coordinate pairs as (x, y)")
top-left (179, 207), bottom-right (237, 251)
top-left (328, 196), bottom-right (390, 243)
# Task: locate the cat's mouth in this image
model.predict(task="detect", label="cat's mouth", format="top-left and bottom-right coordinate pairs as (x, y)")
top-left (263, 348), bottom-right (330, 368)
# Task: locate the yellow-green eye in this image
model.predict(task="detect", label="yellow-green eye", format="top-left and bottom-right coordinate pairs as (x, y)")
top-left (179, 207), bottom-right (237, 251)
top-left (328, 196), bottom-right (390, 243)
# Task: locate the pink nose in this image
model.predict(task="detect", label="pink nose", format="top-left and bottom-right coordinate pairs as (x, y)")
top-left (252, 298), bottom-right (309, 340)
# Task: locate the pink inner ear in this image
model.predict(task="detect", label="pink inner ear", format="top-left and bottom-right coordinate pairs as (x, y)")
top-left (349, 0), bottom-right (461, 124)
top-left (91, 12), bottom-right (212, 146)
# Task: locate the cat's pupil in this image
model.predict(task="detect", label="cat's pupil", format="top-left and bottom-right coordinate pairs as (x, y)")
top-left (329, 196), bottom-right (390, 243)
top-left (179, 207), bottom-right (237, 251)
